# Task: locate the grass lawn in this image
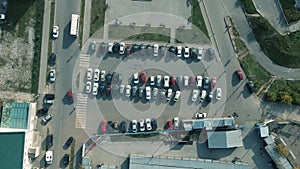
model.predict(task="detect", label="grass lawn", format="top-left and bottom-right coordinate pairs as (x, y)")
top-left (190, 0), bottom-right (209, 38)
top-left (109, 25), bottom-right (171, 42)
top-left (239, 54), bottom-right (270, 90)
top-left (90, 0), bottom-right (106, 37)
top-left (249, 16), bottom-right (300, 68)
top-left (240, 0), bottom-right (258, 14)
top-left (279, 0), bottom-right (300, 23)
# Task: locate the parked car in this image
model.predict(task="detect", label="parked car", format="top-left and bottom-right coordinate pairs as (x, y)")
top-left (153, 87), bottom-right (158, 98)
top-left (46, 134), bottom-right (53, 147)
top-left (106, 73), bottom-right (112, 84)
top-left (105, 85), bottom-right (111, 96)
top-left (177, 46), bottom-right (182, 57)
top-left (92, 82), bottom-right (99, 95)
top-left (118, 73), bottom-right (123, 84)
top-left (119, 42), bottom-right (125, 55)
top-left (139, 119), bottom-right (145, 132)
top-left (90, 41), bottom-right (95, 51)
top-left (199, 90), bottom-right (207, 102)
top-left (195, 112), bottom-right (207, 119)
top-left (49, 69), bottom-right (55, 82)
top-left (145, 86), bottom-right (151, 100)
top-left (37, 107), bottom-right (48, 116)
top-left (207, 91), bottom-right (213, 102)
top-left (64, 137), bottom-right (74, 148)
top-left (150, 76), bottom-right (155, 86)
top-left (160, 89), bottom-right (166, 98)
top-left (138, 87), bottom-right (143, 98)
top-left (140, 44), bottom-right (145, 54)
top-left (42, 114), bottom-right (53, 124)
top-left (101, 120), bottom-right (107, 133)
top-left (132, 86), bottom-right (137, 97)
top-left (191, 90), bottom-right (199, 102)
top-left (196, 76), bottom-right (202, 88)
top-left (66, 90), bottom-right (74, 103)
top-left (131, 120), bottom-right (137, 133)
top-left (119, 85), bottom-right (125, 95)
top-left (146, 118), bottom-right (152, 131)
top-left (132, 44), bottom-right (139, 53)
top-left (211, 77), bottom-right (217, 89)
top-left (108, 43), bottom-right (113, 53)
top-left (153, 44), bottom-right (159, 56)
top-left (166, 88), bottom-right (173, 101)
top-left (44, 94), bottom-right (55, 104)
top-left (63, 154), bottom-right (70, 165)
top-left (197, 47), bottom-right (203, 60)
top-left (86, 68), bottom-right (93, 80)
top-left (236, 69), bottom-right (244, 80)
top-left (100, 70), bottom-right (106, 82)
top-left (140, 72), bottom-right (146, 83)
top-left (113, 42), bottom-right (120, 53)
top-left (164, 76), bottom-right (170, 88)
top-left (189, 76), bottom-right (196, 86)
top-left (203, 76), bottom-right (210, 90)
top-left (94, 69), bottom-right (100, 81)
top-left (156, 75), bottom-right (162, 87)
top-left (169, 46), bottom-right (176, 55)
top-left (45, 151), bottom-right (53, 164)
top-left (248, 81), bottom-right (255, 93)
top-left (86, 81), bottom-right (92, 93)
top-left (173, 91), bottom-right (181, 102)
top-left (146, 45), bottom-right (152, 55)
top-left (133, 73), bottom-right (139, 84)
top-left (108, 121), bottom-right (118, 130)
top-left (99, 83), bottom-right (105, 94)
top-left (216, 88), bottom-right (222, 100)
top-left (190, 48), bottom-right (197, 59)
top-left (151, 119), bottom-right (158, 130)
top-left (184, 76), bottom-right (189, 86)
top-left (159, 45), bottom-right (166, 56)
top-left (184, 46), bottom-right (189, 58)
top-left (177, 76), bottom-right (183, 87)
top-left (49, 53), bottom-right (56, 66)
top-left (120, 121), bottom-right (127, 133)
top-left (125, 85), bottom-right (131, 97)
top-left (208, 48), bottom-right (215, 58)
top-left (126, 45), bottom-right (132, 55)
top-left (52, 26), bottom-right (59, 38)
top-left (170, 76), bottom-right (176, 86)
top-left (173, 117), bottom-right (179, 129)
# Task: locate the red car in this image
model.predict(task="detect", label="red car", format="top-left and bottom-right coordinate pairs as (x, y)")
top-left (101, 120), bottom-right (107, 133)
top-left (167, 121), bottom-right (173, 129)
top-left (170, 76), bottom-right (176, 86)
top-left (105, 85), bottom-right (111, 96)
top-left (211, 77), bottom-right (217, 89)
top-left (140, 72), bottom-right (146, 83)
top-left (66, 90), bottom-right (73, 103)
top-left (189, 76), bottom-right (196, 86)
top-left (236, 69), bottom-right (244, 80)
top-left (126, 45), bottom-right (132, 55)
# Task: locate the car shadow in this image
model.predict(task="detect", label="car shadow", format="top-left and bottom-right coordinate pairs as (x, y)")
top-left (231, 73), bottom-right (240, 87)
top-left (242, 85), bottom-right (252, 98)
top-left (62, 21), bottom-right (76, 50)
top-left (62, 94), bottom-right (73, 105)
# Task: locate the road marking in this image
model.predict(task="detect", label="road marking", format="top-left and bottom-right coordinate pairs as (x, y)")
top-left (79, 54), bottom-right (91, 68)
top-left (75, 94), bottom-right (88, 128)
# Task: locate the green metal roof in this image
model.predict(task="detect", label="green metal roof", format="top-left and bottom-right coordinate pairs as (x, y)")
top-left (1, 102), bottom-right (29, 129)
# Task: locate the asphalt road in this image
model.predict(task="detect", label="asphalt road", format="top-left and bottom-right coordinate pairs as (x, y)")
top-left (49, 0), bottom-right (85, 168)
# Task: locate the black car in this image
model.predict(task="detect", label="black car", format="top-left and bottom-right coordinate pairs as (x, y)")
top-left (140, 44), bottom-right (145, 54)
top-left (37, 107), bottom-right (48, 115)
top-left (159, 45), bottom-right (166, 56)
top-left (47, 134), bottom-right (53, 147)
top-left (113, 42), bottom-right (120, 53)
top-left (151, 119), bottom-right (157, 131)
top-left (120, 121), bottom-right (127, 133)
top-left (132, 86), bottom-right (137, 97)
top-left (132, 44), bottom-right (139, 53)
top-left (105, 85), bottom-right (112, 96)
top-left (168, 46), bottom-right (176, 55)
top-left (190, 48), bottom-right (197, 59)
top-left (106, 73), bottom-right (112, 84)
top-left (63, 154), bottom-right (70, 165)
top-left (64, 137), bottom-right (74, 149)
top-left (108, 121), bottom-right (118, 130)
top-left (49, 53), bottom-right (56, 66)
top-left (248, 81), bottom-right (255, 93)
top-left (146, 45), bottom-right (152, 55)
top-left (99, 83), bottom-right (105, 94)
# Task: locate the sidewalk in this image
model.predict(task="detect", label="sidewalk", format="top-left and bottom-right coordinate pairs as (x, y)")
top-left (82, 0), bottom-right (92, 46)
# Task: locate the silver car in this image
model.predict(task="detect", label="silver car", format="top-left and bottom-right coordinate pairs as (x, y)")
top-left (119, 85), bottom-right (125, 95)
top-left (153, 87), bottom-right (158, 98)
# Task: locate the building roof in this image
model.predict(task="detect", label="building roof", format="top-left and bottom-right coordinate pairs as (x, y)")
top-left (295, 0), bottom-right (300, 8)
top-left (259, 126), bottom-right (269, 138)
top-left (0, 102), bottom-right (29, 129)
top-left (207, 130), bottom-right (243, 148)
top-left (0, 132), bottom-right (25, 169)
top-left (183, 117), bottom-right (235, 131)
top-left (129, 154), bottom-right (251, 169)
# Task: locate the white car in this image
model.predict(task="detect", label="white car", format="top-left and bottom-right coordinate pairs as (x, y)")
top-left (133, 73), bottom-right (139, 84)
top-left (197, 47), bottom-right (203, 60)
top-left (195, 112), bottom-right (207, 119)
top-left (145, 86), bottom-right (151, 100)
top-left (49, 70), bottom-right (55, 82)
top-left (196, 76), bottom-right (203, 88)
top-left (153, 87), bottom-right (158, 98)
top-left (94, 69), bottom-right (100, 81)
top-left (45, 151), bottom-right (53, 164)
top-left (173, 117), bottom-right (179, 129)
top-left (86, 68), bottom-right (93, 80)
top-left (139, 119), bottom-right (145, 132)
top-left (100, 70), bottom-right (106, 82)
top-left (184, 76), bottom-right (189, 86)
top-left (156, 75), bottom-right (162, 87)
top-left (166, 88), bottom-right (172, 101)
top-left (208, 91), bottom-right (213, 101)
top-left (161, 89), bottom-right (166, 98)
top-left (177, 46), bottom-right (182, 57)
top-left (125, 85), bottom-right (131, 97)
top-left (184, 46), bottom-right (189, 58)
top-left (216, 88), bottom-right (222, 100)
top-left (52, 26), bottom-right (59, 38)
top-left (119, 42), bottom-right (125, 54)
top-left (164, 76), bottom-right (170, 88)
top-left (86, 81), bottom-right (92, 93)
top-left (132, 120), bottom-right (137, 133)
top-left (173, 91), bottom-right (181, 102)
top-left (92, 82), bottom-right (99, 95)
top-left (146, 118), bottom-right (152, 131)
top-left (108, 43), bottom-right (113, 53)
top-left (153, 44), bottom-right (159, 56)
top-left (199, 90), bottom-right (207, 102)
top-left (150, 76), bottom-right (155, 86)
top-left (191, 89), bottom-right (199, 102)
top-left (119, 84), bottom-right (125, 95)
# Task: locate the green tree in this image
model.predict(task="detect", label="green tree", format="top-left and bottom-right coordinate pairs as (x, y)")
top-left (279, 92), bottom-right (293, 105)
top-left (265, 91), bottom-right (277, 102)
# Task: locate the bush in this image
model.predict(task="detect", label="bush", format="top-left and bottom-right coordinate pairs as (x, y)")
top-left (279, 0), bottom-right (300, 23)
top-left (265, 91), bottom-right (277, 102)
top-left (240, 0), bottom-right (258, 14)
top-left (276, 143), bottom-right (289, 157)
